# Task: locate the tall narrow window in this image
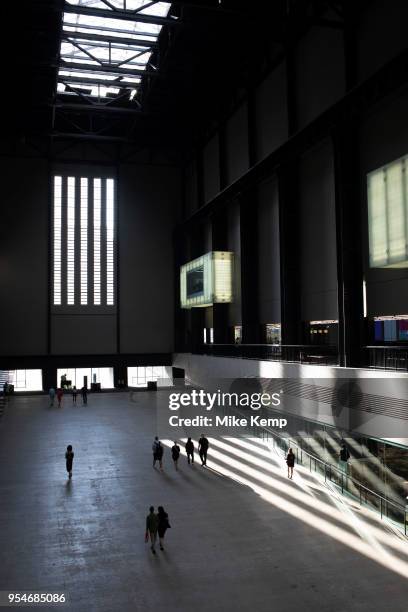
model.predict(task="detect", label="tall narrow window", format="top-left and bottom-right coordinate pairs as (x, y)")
top-left (106, 179), bottom-right (115, 305)
top-left (52, 175), bottom-right (115, 306)
top-left (67, 177), bottom-right (75, 305)
top-left (93, 178), bottom-right (101, 305)
top-left (53, 177), bottom-right (62, 305)
top-left (80, 178), bottom-right (88, 305)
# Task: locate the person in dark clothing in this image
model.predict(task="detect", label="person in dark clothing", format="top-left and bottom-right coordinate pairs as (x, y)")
top-left (72, 386), bottom-right (77, 404)
top-left (153, 441), bottom-right (164, 470)
top-left (340, 443), bottom-right (350, 462)
top-left (286, 447), bottom-right (295, 479)
top-left (65, 445), bottom-right (74, 479)
top-left (198, 434), bottom-right (209, 466)
top-left (339, 443), bottom-right (350, 473)
top-left (171, 442), bottom-right (180, 470)
top-left (185, 437), bottom-right (194, 464)
top-left (157, 506), bottom-right (171, 551)
top-left (57, 388), bottom-right (63, 408)
top-left (145, 506), bottom-right (158, 554)
top-left (81, 386), bottom-right (87, 405)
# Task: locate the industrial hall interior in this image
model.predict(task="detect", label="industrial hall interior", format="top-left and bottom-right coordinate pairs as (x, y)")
top-left (2, 1), bottom-right (408, 611)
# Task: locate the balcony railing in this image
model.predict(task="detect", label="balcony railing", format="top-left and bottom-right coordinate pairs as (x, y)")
top-left (199, 343), bottom-right (339, 365)
top-left (218, 402), bottom-right (408, 535)
top-left (366, 345), bottom-right (408, 371)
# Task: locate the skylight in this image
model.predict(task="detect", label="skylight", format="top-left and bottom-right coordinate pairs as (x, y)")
top-left (58, 1), bottom-right (172, 100)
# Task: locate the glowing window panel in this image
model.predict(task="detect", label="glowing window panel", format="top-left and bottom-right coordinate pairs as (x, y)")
top-left (67, 177), bottom-right (76, 305)
top-left (93, 178), bottom-right (101, 305)
top-left (368, 155), bottom-right (408, 268)
top-left (106, 178), bottom-right (115, 306)
top-left (53, 177), bottom-right (62, 305)
top-left (80, 178), bottom-right (88, 305)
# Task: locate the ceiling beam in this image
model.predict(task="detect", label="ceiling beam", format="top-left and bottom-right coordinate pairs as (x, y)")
top-left (62, 22), bottom-right (158, 40)
top-left (55, 102), bottom-right (144, 115)
top-left (62, 31), bottom-right (158, 50)
top-left (63, 4), bottom-right (181, 27)
top-left (58, 75), bottom-right (140, 88)
top-left (52, 131), bottom-right (132, 142)
top-left (58, 60), bottom-right (158, 78)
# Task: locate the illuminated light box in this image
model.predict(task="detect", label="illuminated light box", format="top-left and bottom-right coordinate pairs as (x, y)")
top-left (368, 155), bottom-right (408, 268)
top-left (180, 251), bottom-right (233, 308)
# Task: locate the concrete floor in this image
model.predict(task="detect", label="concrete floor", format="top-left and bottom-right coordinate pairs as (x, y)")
top-left (0, 391), bottom-right (408, 612)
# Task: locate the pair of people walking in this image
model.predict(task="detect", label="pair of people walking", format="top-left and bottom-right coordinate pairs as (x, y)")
top-left (185, 435), bottom-right (209, 466)
top-left (152, 438), bottom-right (181, 470)
top-left (145, 506), bottom-right (171, 554)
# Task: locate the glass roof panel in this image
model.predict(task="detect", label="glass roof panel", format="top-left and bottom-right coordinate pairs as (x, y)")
top-left (65, 0), bottom-right (171, 18)
top-left (63, 13), bottom-right (162, 37)
top-left (59, 1), bottom-right (171, 98)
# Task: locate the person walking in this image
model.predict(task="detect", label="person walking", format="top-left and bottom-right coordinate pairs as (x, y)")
top-left (185, 437), bottom-right (195, 465)
top-left (171, 442), bottom-right (180, 470)
top-left (57, 387), bottom-right (63, 408)
top-left (152, 436), bottom-right (160, 467)
top-left (198, 434), bottom-right (209, 466)
top-left (286, 447), bottom-right (295, 479)
top-left (72, 386), bottom-right (77, 404)
top-left (81, 386), bottom-right (87, 405)
top-left (65, 445), bottom-right (74, 479)
top-left (153, 441), bottom-right (164, 470)
top-left (157, 506), bottom-right (171, 551)
top-left (49, 387), bottom-right (55, 407)
top-left (145, 506), bottom-right (159, 555)
top-left (339, 442), bottom-right (350, 474)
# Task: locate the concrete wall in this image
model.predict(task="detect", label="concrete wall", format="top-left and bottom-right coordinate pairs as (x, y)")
top-left (228, 201), bottom-right (242, 326)
top-left (185, 160), bottom-right (198, 217)
top-left (257, 177), bottom-right (281, 324)
top-left (119, 164), bottom-right (180, 353)
top-left (0, 157), bottom-right (49, 355)
top-left (357, 0), bottom-right (408, 81)
top-left (254, 62), bottom-right (288, 162)
top-left (295, 26), bottom-right (345, 130)
top-left (0, 155), bottom-right (181, 358)
top-left (225, 102), bottom-right (249, 185)
top-left (299, 140), bottom-right (338, 321)
top-left (203, 134), bottom-right (220, 204)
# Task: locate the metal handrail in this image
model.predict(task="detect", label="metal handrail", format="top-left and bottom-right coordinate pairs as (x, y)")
top-left (204, 343), bottom-right (336, 348)
top-left (220, 402), bottom-right (408, 535)
top-left (366, 345), bottom-right (408, 349)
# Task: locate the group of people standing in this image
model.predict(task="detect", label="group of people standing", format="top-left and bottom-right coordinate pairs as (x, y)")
top-left (49, 386), bottom-right (88, 407)
top-left (152, 435), bottom-right (209, 471)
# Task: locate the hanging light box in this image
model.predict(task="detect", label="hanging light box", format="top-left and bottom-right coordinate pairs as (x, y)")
top-left (180, 252), bottom-right (233, 308)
